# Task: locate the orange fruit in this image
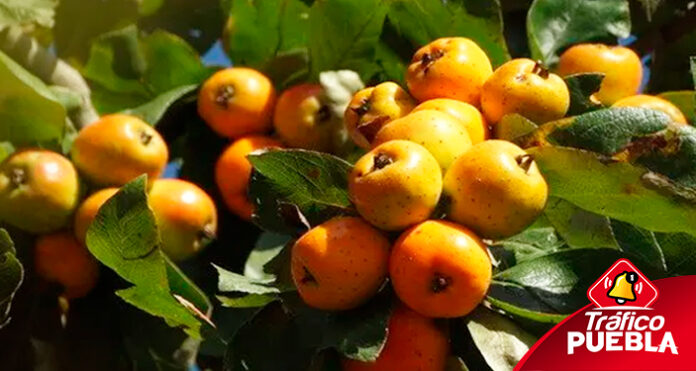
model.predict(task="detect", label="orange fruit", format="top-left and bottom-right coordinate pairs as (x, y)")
top-left (215, 135), bottom-right (282, 220)
top-left (406, 37), bottom-right (493, 105)
top-left (35, 232), bottom-right (99, 299)
top-left (291, 217), bottom-right (390, 310)
top-left (198, 67), bottom-right (276, 138)
top-left (71, 114), bottom-right (168, 186)
top-left (390, 220), bottom-right (492, 318)
top-left (342, 304), bottom-right (450, 371)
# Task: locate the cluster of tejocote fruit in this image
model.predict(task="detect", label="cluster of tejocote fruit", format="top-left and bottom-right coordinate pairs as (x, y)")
top-left (0, 33), bottom-right (687, 369)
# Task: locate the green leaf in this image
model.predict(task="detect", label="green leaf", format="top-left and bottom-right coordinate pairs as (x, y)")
top-left (248, 149), bottom-right (354, 235)
top-left (54, 0), bottom-right (139, 63)
top-left (86, 176), bottom-right (210, 338)
top-left (0, 229), bottom-right (23, 328)
top-left (635, 124), bottom-right (696, 188)
top-left (527, 0), bottom-right (631, 65)
top-left (494, 114), bottom-right (538, 142)
top-left (0, 0), bottom-right (56, 28)
top-left (385, 0), bottom-right (510, 66)
top-left (465, 308), bottom-right (537, 371)
top-left (491, 248), bottom-right (623, 314)
top-left (244, 232), bottom-right (291, 280)
top-left (226, 291), bottom-right (391, 369)
top-left (0, 142), bottom-right (14, 162)
top-left (490, 221), bottom-right (565, 266)
top-left (655, 232), bottom-right (696, 275)
top-left (610, 219), bottom-right (667, 273)
top-left (564, 73), bottom-right (604, 115)
top-left (308, 0), bottom-right (388, 80)
top-left (530, 146), bottom-right (696, 236)
top-left (544, 197), bottom-right (617, 249)
top-left (547, 107), bottom-right (671, 155)
top-left (217, 294), bottom-right (277, 308)
top-left (123, 84), bottom-right (198, 126)
top-left (657, 91), bottom-right (695, 124)
top-left (84, 26), bottom-right (208, 114)
top-left (0, 50), bottom-right (66, 146)
top-left (216, 265), bottom-right (280, 295)
top-left (223, 0), bottom-right (310, 80)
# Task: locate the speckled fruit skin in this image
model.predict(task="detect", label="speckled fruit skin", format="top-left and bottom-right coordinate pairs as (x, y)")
top-left (71, 114), bottom-right (168, 187)
top-left (372, 110), bottom-right (473, 172)
top-left (349, 140), bottom-right (442, 231)
top-left (390, 220), bottom-right (491, 318)
top-left (413, 98), bottom-right (489, 144)
top-left (344, 82), bottom-right (416, 148)
top-left (481, 58), bottom-right (570, 124)
top-left (558, 44), bottom-right (642, 105)
top-left (149, 179), bottom-right (218, 261)
top-left (215, 135), bottom-right (282, 221)
top-left (612, 94), bottom-right (688, 124)
top-left (341, 305), bottom-right (450, 371)
top-left (0, 150), bottom-right (81, 233)
top-left (35, 232), bottom-right (99, 299)
top-left (444, 140), bottom-right (548, 239)
top-left (198, 67), bottom-right (276, 138)
top-left (406, 37), bottom-right (493, 105)
top-left (274, 84), bottom-right (336, 151)
top-left (74, 188), bottom-right (119, 244)
top-left (291, 217), bottom-right (390, 311)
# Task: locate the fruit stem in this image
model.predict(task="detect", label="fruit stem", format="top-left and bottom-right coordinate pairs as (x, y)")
top-left (317, 105), bottom-right (331, 122)
top-left (372, 153), bottom-right (393, 171)
top-left (140, 131), bottom-right (153, 146)
top-left (301, 266), bottom-right (317, 285)
top-left (351, 98), bottom-right (370, 116)
top-left (431, 274), bottom-right (451, 293)
top-left (532, 60), bottom-right (550, 78)
top-left (9, 168), bottom-right (25, 187)
top-left (215, 84), bottom-right (236, 108)
top-left (516, 154), bottom-right (535, 173)
top-left (420, 49), bottom-right (444, 71)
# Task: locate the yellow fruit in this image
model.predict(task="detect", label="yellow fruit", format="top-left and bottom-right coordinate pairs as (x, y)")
top-left (349, 140), bottom-right (442, 231)
top-left (413, 98), bottom-right (489, 144)
top-left (481, 58), bottom-right (570, 124)
top-left (372, 110), bottom-right (473, 171)
top-left (444, 140), bottom-right (548, 239)
top-left (612, 94), bottom-right (688, 125)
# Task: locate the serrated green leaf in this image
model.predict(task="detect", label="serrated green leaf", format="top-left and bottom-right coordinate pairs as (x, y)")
top-left (544, 197), bottom-right (617, 249)
top-left (386, 0), bottom-right (509, 66)
top-left (248, 149), bottom-right (353, 235)
top-left (223, 0), bottom-right (309, 83)
top-left (0, 50), bottom-right (66, 146)
top-left (466, 307), bottom-right (537, 371)
top-left (123, 84), bottom-right (197, 126)
top-left (308, 0), bottom-right (388, 80)
top-left (0, 0), bottom-right (56, 28)
top-left (527, 0), bottom-right (631, 65)
top-left (244, 232), bottom-right (291, 280)
top-left (564, 73), bottom-right (604, 115)
top-left (86, 176), bottom-right (209, 338)
top-left (657, 91), bottom-right (695, 124)
top-left (547, 107), bottom-right (671, 155)
top-left (530, 146), bottom-right (696, 236)
top-left (490, 221), bottom-right (565, 266)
